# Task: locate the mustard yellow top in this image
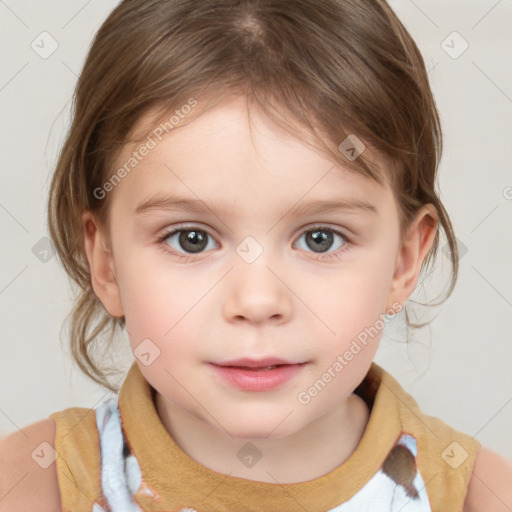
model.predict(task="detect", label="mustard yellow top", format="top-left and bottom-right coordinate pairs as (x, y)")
top-left (49, 361), bottom-right (480, 511)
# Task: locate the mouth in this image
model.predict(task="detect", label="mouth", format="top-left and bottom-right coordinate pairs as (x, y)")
top-left (227, 365), bottom-right (286, 371)
top-left (208, 358), bottom-right (307, 391)
top-left (211, 357), bottom-right (305, 369)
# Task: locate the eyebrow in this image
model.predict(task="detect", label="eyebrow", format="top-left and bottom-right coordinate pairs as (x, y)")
top-left (134, 193), bottom-right (378, 217)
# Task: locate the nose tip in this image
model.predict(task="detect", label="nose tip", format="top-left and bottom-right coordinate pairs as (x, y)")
top-left (232, 310), bottom-right (284, 324)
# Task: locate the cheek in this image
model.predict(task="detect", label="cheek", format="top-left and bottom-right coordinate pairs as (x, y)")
top-left (304, 269), bottom-right (389, 404)
top-left (114, 252), bottom-right (197, 345)
top-left (311, 258), bottom-right (393, 339)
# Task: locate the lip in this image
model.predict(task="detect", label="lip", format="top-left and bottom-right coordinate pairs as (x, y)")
top-left (211, 357), bottom-right (300, 368)
top-left (209, 360), bottom-right (307, 391)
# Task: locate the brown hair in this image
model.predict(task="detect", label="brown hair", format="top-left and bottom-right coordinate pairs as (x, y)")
top-left (47, 0), bottom-right (458, 393)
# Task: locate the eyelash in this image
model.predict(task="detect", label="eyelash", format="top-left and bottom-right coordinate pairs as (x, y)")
top-left (154, 224), bottom-right (351, 262)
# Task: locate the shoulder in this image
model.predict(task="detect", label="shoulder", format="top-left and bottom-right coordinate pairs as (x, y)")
top-left (463, 446), bottom-right (512, 512)
top-left (0, 417), bottom-right (61, 512)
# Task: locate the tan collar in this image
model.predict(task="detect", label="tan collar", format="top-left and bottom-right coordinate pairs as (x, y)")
top-left (118, 361), bottom-right (402, 511)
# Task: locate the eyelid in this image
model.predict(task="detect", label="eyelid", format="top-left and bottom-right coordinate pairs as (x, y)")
top-left (295, 222), bottom-right (351, 238)
top-left (156, 223), bottom-right (220, 246)
top-left (157, 222), bottom-right (352, 243)
top-left (294, 221), bottom-right (357, 244)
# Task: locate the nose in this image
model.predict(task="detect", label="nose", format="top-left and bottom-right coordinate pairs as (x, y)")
top-left (222, 257), bottom-right (293, 326)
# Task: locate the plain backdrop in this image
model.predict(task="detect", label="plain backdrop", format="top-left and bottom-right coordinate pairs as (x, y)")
top-left (1, 0), bottom-right (511, 461)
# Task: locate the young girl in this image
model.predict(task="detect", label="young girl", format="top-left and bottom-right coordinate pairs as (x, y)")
top-left (1, 0), bottom-right (511, 511)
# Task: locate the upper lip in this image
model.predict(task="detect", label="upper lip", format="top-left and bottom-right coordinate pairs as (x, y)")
top-left (211, 358), bottom-right (303, 368)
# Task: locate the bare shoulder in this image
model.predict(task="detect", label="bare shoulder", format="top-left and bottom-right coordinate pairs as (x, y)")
top-left (0, 417), bottom-right (61, 512)
top-left (463, 446), bottom-right (512, 512)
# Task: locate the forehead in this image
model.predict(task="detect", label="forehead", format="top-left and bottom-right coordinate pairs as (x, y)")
top-left (108, 96), bottom-right (394, 216)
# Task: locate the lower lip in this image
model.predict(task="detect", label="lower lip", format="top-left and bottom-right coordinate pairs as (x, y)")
top-left (209, 363), bottom-right (306, 391)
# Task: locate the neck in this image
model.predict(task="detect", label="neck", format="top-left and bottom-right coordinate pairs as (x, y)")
top-left (155, 391), bottom-right (370, 483)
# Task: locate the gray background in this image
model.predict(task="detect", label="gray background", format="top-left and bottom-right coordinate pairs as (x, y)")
top-left (1, 0), bottom-right (511, 461)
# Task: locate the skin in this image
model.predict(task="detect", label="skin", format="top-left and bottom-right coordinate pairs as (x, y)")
top-left (82, 94), bottom-right (437, 484)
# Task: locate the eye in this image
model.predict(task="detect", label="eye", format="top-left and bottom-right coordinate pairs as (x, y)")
top-left (294, 226), bottom-right (349, 260)
top-left (155, 224), bottom-right (350, 262)
top-left (156, 226), bottom-right (218, 258)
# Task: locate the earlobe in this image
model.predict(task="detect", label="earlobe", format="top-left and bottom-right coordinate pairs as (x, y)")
top-left (387, 205), bottom-right (438, 309)
top-left (81, 211), bottom-right (125, 318)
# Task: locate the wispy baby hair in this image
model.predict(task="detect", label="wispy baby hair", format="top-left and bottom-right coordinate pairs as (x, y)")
top-left (47, 0), bottom-right (458, 392)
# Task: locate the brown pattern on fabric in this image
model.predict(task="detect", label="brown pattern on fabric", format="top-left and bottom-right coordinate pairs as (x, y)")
top-left (381, 444), bottom-right (419, 499)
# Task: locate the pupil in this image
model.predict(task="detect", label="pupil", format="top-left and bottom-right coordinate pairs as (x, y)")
top-left (308, 230), bottom-right (332, 253)
top-left (179, 230), bottom-right (207, 253)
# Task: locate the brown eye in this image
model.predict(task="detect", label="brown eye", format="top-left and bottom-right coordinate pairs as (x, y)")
top-left (295, 227), bottom-right (347, 255)
top-left (177, 230), bottom-right (208, 253)
top-left (158, 227), bottom-right (218, 257)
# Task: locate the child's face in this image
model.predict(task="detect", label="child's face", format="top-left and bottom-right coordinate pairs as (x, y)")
top-left (87, 95), bottom-right (419, 439)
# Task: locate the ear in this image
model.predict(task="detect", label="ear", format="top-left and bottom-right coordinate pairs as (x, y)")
top-left (386, 204), bottom-right (438, 310)
top-left (81, 211), bottom-right (124, 318)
